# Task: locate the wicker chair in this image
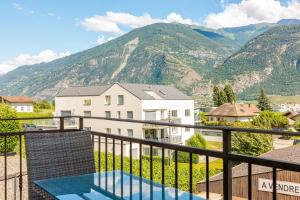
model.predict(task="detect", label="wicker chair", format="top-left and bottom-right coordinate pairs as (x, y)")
top-left (25, 130), bottom-right (95, 200)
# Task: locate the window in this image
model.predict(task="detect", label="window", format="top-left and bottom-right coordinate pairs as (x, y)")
top-left (171, 127), bottom-right (177, 133)
top-left (21, 106), bottom-right (24, 111)
top-left (117, 95), bottom-right (124, 105)
top-left (185, 109), bottom-right (190, 117)
top-left (171, 110), bottom-right (177, 117)
top-left (84, 111), bottom-right (91, 117)
top-left (117, 111), bottom-right (121, 119)
top-left (27, 106), bottom-right (31, 111)
top-left (106, 128), bottom-right (111, 134)
top-left (127, 129), bottom-right (133, 137)
top-left (185, 128), bottom-right (190, 132)
top-left (84, 99), bottom-right (91, 106)
top-left (105, 95), bottom-right (111, 105)
top-left (117, 128), bottom-right (121, 135)
top-left (127, 111), bottom-right (133, 119)
top-left (105, 111), bottom-right (111, 118)
top-left (145, 111), bottom-right (156, 120)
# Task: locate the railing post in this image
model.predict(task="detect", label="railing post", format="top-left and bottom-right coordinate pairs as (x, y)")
top-left (223, 129), bottom-right (232, 200)
top-left (60, 117), bottom-right (64, 130)
top-left (79, 117), bottom-right (84, 130)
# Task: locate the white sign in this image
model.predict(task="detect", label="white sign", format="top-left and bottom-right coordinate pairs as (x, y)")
top-left (258, 178), bottom-right (300, 197)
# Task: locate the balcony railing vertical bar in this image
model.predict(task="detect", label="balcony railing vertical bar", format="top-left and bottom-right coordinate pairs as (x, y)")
top-left (4, 135), bottom-right (7, 200)
top-left (150, 145), bottom-right (153, 181)
top-left (98, 136), bottom-right (101, 172)
top-left (113, 138), bottom-right (115, 171)
top-left (105, 137), bottom-right (108, 172)
top-left (1, 116), bottom-right (300, 199)
top-left (121, 140), bottom-right (124, 172)
top-left (162, 147), bottom-right (165, 185)
top-left (130, 141), bottom-right (133, 174)
top-left (273, 167), bottom-right (277, 200)
top-left (139, 143), bottom-right (142, 177)
top-left (19, 132), bottom-right (22, 200)
top-left (223, 129), bottom-right (233, 200)
top-left (248, 163), bottom-right (252, 200)
top-left (189, 152), bottom-right (193, 194)
top-left (206, 155), bottom-right (210, 200)
top-left (174, 150), bottom-right (178, 189)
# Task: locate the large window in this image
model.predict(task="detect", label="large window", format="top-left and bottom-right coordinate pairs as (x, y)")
top-left (185, 109), bottom-right (190, 117)
top-left (117, 95), bottom-right (124, 105)
top-left (171, 110), bottom-right (178, 117)
top-left (84, 99), bottom-right (91, 106)
top-left (127, 129), bottom-right (133, 137)
top-left (105, 111), bottom-right (111, 118)
top-left (145, 111), bottom-right (156, 120)
top-left (127, 111), bottom-right (133, 119)
top-left (84, 111), bottom-right (91, 117)
top-left (105, 95), bottom-right (111, 105)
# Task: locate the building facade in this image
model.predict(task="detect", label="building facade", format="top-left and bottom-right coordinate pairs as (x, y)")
top-left (0, 96), bottom-right (34, 112)
top-left (272, 104), bottom-right (300, 113)
top-left (54, 83), bottom-right (194, 156)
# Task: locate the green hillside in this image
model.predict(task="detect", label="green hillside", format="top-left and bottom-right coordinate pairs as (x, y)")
top-left (0, 23), bottom-right (234, 97)
top-left (210, 25), bottom-right (300, 99)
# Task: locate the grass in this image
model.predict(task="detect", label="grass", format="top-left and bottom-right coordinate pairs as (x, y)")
top-left (206, 141), bottom-right (223, 150)
top-left (269, 95), bottom-right (300, 104)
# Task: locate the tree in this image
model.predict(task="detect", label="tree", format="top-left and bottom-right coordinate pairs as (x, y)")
top-left (0, 103), bottom-right (22, 153)
top-left (33, 99), bottom-right (52, 112)
top-left (174, 133), bottom-right (207, 164)
top-left (224, 84), bottom-right (236, 103)
top-left (212, 86), bottom-right (221, 107)
top-left (231, 122), bottom-right (273, 156)
top-left (219, 90), bottom-right (228, 105)
top-left (252, 111), bottom-right (289, 129)
top-left (257, 89), bottom-right (272, 111)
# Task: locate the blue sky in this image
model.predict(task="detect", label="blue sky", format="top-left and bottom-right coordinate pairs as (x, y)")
top-left (0, 0), bottom-right (299, 74)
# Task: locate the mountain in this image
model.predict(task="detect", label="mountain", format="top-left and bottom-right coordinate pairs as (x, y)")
top-left (277, 19), bottom-right (300, 25)
top-left (210, 25), bottom-right (300, 99)
top-left (0, 23), bottom-right (235, 97)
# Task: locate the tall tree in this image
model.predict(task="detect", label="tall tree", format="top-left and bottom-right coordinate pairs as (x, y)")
top-left (219, 90), bottom-right (228, 105)
top-left (212, 86), bottom-right (221, 107)
top-left (257, 89), bottom-right (272, 111)
top-left (224, 84), bottom-right (236, 103)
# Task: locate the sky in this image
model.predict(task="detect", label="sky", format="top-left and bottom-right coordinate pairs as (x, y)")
top-left (0, 0), bottom-right (300, 74)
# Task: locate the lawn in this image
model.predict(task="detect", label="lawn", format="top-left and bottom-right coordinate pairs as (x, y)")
top-left (269, 95), bottom-right (300, 104)
top-left (94, 152), bottom-right (223, 192)
top-left (206, 141), bottom-right (223, 150)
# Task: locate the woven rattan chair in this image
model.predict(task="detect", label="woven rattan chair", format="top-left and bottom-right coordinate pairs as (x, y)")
top-left (25, 130), bottom-right (95, 200)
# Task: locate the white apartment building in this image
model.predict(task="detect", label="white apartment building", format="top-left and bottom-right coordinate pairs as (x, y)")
top-left (55, 83), bottom-right (194, 157)
top-left (0, 96), bottom-right (34, 112)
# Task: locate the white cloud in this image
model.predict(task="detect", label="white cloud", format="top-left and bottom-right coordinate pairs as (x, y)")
top-left (81, 12), bottom-right (198, 35)
top-left (12, 2), bottom-right (23, 10)
top-left (204, 0), bottom-right (300, 28)
top-left (0, 50), bottom-right (70, 75)
top-left (97, 35), bottom-right (116, 45)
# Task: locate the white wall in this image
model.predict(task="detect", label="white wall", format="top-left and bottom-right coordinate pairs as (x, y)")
top-left (10, 103), bottom-right (33, 112)
top-left (142, 99), bottom-right (194, 143)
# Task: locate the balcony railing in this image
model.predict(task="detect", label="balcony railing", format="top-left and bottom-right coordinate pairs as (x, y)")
top-left (1, 116), bottom-right (300, 200)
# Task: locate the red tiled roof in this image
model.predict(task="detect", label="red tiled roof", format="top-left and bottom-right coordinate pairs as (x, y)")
top-left (207, 103), bottom-right (261, 117)
top-left (0, 96), bottom-right (34, 103)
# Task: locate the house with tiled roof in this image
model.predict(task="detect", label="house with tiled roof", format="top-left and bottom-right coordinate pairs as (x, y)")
top-left (0, 96), bottom-right (34, 112)
top-left (207, 103), bottom-right (261, 122)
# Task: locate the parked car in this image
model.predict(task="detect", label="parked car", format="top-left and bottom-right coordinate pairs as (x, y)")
top-left (23, 123), bottom-right (43, 131)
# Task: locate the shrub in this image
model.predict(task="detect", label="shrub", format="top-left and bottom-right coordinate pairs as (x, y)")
top-left (0, 103), bottom-right (22, 153)
top-left (33, 99), bottom-right (52, 112)
top-left (295, 121), bottom-right (300, 130)
top-left (252, 111), bottom-right (288, 129)
top-left (174, 133), bottom-right (207, 164)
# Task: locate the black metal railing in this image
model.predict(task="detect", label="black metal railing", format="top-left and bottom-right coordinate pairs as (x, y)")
top-left (0, 116), bottom-right (300, 200)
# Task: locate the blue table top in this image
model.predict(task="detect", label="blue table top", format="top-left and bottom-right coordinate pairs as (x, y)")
top-left (34, 171), bottom-right (205, 200)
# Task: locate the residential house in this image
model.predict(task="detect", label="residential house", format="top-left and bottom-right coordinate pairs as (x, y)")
top-left (283, 111), bottom-right (300, 126)
top-left (0, 96), bottom-right (34, 112)
top-left (207, 103), bottom-right (261, 122)
top-left (54, 83), bottom-right (194, 156)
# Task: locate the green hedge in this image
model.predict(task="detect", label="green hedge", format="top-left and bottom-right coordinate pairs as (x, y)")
top-left (0, 103), bottom-right (22, 153)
